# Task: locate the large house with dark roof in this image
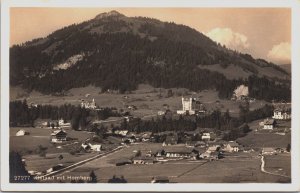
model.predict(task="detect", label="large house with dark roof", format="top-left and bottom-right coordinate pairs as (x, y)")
top-left (51, 129), bottom-right (67, 143)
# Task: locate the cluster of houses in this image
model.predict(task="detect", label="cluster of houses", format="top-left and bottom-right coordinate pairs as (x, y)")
top-left (272, 107), bottom-right (291, 120)
top-left (116, 140), bottom-right (246, 166)
top-left (260, 107), bottom-right (291, 130)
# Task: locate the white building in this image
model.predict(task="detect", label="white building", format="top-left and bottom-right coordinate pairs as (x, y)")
top-left (58, 119), bottom-right (71, 127)
top-left (81, 98), bottom-right (97, 109)
top-left (263, 118), bottom-right (275, 130)
top-left (272, 109), bottom-right (291, 120)
top-left (177, 97), bottom-right (195, 115)
top-left (81, 143), bottom-right (102, 152)
top-left (16, 129), bottom-right (28, 136)
top-left (201, 133), bottom-right (211, 140)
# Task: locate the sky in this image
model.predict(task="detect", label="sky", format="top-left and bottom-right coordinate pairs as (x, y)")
top-left (10, 8), bottom-right (291, 64)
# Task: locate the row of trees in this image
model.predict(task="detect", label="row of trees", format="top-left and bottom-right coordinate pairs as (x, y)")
top-left (9, 100), bottom-right (121, 128)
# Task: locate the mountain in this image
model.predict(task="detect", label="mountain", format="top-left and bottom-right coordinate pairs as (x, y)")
top-left (10, 11), bottom-right (291, 101)
top-left (279, 64), bottom-right (291, 74)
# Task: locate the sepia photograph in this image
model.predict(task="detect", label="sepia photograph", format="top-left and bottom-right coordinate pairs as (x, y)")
top-left (1, 0), bottom-right (300, 192)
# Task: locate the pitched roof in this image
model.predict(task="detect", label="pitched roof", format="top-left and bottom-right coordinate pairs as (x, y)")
top-left (264, 119), bottom-right (275, 125)
top-left (51, 129), bottom-right (67, 136)
top-left (227, 141), bottom-right (239, 147)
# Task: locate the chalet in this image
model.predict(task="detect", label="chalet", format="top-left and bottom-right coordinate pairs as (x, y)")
top-left (157, 111), bottom-right (165, 116)
top-left (201, 133), bottom-right (211, 141)
top-left (164, 147), bottom-right (193, 158)
top-left (207, 146), bottom-right (219, 152)
top-left (200, 152), bottom-right (211, 159)
top-left (155, 149), bottom-right (165, 157)
top-left (262, 147), bottom-right (276, 155)
top-left (223, 141), bottom-right (240, 152)
top-left (15, 129), bottom-right (29, 136)
top-left (263, 118), bottom-right (276, 130)
top-left (58, 119), bottom-right (71, 127)
top-left (141, 132), bottom-right (152, 142)
top-left (115, 130), bottom-right (129, 136)
top-left (163, 135), bottom-right (178, 146)
top-left (81, 142), bottom-right (102, 152)
top-left (132, 157), bottom-right (154, 164)
top-left (46, 164), bottom-right (64, 173)
top-left (122, 136), bottom-right (136, 143)
top-left (243, 147), bottom-right (254, 153)
top-left (272, 108), bottom-right (291, 120)
top-left (51, 129), bottom-right (67, 143)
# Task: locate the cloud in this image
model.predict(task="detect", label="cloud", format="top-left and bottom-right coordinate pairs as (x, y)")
top-left (206, 28), bottom-right (250, 51)
top-left (267, 42), bottom-right (291, 64)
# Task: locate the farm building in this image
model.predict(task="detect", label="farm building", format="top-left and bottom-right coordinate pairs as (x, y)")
top-left (51, 129), bottom-right (67, 143)
top-left (58, 119), bottom-right (71, 127)
top-left (115, 130), bottom-right (129, 136)
top-left (263, 118), bottom-right (276, 130)
top-left (223, 141), bottom-right (240, 152)
top-left (132, 156), bottom-right (154, 164)
top-left (201, 133), bottom-right (211, 141)
top-left (200, 152), bottom-right (211, 159)
top-left (81, 142), bottom-right (102, 152)
top-left (262, 147), bottom-right (276, 155)
top-left (15, 129), bottom-right (29, 136)
top-left (46, 164), bottom-right (64, 173)
top-left (272, 108), bottom-right (291, 120)
top-left (207, 145), bottom-right (220, 153)
top-left (155, 149), bottom-right (165, 157)
top-left (164, 147), bottom-right (193, 158)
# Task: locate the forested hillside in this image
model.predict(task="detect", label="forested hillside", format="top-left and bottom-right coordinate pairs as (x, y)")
top-left (10, 11), bottom-right (291, 102)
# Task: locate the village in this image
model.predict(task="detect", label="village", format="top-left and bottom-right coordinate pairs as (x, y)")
top-left (10, 84), bottom-right (291, 183)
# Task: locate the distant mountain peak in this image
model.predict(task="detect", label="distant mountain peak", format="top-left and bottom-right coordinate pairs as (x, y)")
top-left (94, 10), bottom-right (125, 20)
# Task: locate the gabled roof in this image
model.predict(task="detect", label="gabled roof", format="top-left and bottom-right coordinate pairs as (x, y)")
top-left (227, 141), bottom-right (239, 147)
top-left (264, 119), bottom-right (275, 125)
top-left (51, 129), bottom-right (67, 136)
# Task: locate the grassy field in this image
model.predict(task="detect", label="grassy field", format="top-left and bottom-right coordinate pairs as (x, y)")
top-left (10, 84), bottom-right (268, 118)
top-left (52, 143), bottom-right (290, 183)
top-left (237, 131), bottom-right (291, 149)
top-left (10, 127), bottom-right (94, 154)
top-left (264, 154), bottom-right (291, 177)
top-left (237, 119), bottom-right (291, 149)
